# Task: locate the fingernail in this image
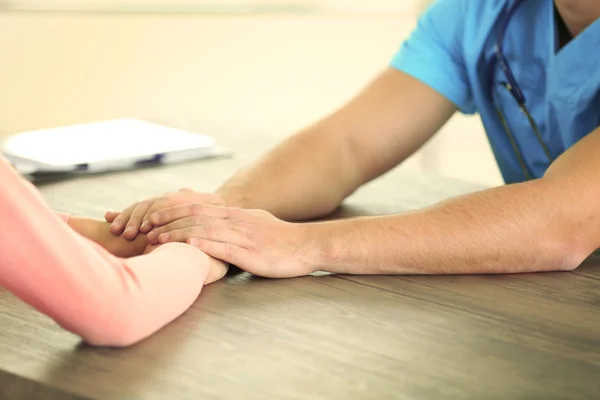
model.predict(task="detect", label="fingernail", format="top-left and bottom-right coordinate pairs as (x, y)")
top-left (140, 221), bottom-right (149, 231)
top-left (159, 233), bottom-right (169, 243)
top-left (125, 226), bottom-right (134, 234)
top-left (111, 221), bottom-right (121, 229)
top-left (188, 238), bottom-right (200, 246)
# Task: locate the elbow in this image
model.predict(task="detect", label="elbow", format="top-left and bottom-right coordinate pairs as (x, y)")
top-left (532, 192), bottom-right (598, 273)
top-left (553, 249), bottom-right (583, 272)
top-left (541, 234), bottom-right (593, 273)
top-left (81, 318), bottom-right (147, 348)
top-left (71, 305), bottom-right (150, 348)
top-left (535, 175), bottom-right (600, 272)
top-left (559, 244), bottom-right (594, 272)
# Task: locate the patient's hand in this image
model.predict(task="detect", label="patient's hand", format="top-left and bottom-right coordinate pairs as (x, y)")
top-left (69, 217), bottom-right (148, 258)
top-left (105, 189), bottom-right (225, 241)
top-left (144, 243), bottom-right (229, 284)
top-left (72, 217), bottom-right (228, 282)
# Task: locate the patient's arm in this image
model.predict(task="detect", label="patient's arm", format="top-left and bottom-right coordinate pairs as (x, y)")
top-left (0, 158), bottom-right (228, 347)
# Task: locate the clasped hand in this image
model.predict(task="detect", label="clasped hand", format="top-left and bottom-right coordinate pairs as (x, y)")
top-left (106, 189), bottom-right (316, 278)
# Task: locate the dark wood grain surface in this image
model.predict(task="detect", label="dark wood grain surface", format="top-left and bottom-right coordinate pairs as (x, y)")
top-left (2, 134), bottom-right (600, 399)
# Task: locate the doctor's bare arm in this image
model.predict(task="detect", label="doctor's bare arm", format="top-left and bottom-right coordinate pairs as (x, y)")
top-left (152, 123), bottom-right (600, 275)
top-left (216, 68), bottom-right (458, 221)
top-left (293, 125), bottom-right (600, 276)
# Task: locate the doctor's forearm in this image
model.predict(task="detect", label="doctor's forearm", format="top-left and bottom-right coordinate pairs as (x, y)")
top-left (308, 180), bottom-right (592, 275)
top-left (217, 123), bottom-right (362, 222)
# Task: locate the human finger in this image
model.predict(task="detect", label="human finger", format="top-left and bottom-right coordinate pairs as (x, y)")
top-left (150, 203), bottom-right (234, 226)
top-left (109, 202), bottom-right (138, 235)
top-left (158, 223), bottom-right (250, 248)
top-left (104, 210), bottom-right (120, 223)
top-left (147, 215), bottom-right (216, 244)
top-left (123, 198), bottom-right (158, 240)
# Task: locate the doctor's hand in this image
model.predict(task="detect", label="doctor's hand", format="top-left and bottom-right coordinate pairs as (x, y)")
top-left (105, 189), bottom-right (225, 241)
top-left (147, 204), bottom-right (317, 278)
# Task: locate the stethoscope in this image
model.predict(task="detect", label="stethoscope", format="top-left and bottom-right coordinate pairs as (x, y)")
top-left (491, 0), bottom-right (555, 180)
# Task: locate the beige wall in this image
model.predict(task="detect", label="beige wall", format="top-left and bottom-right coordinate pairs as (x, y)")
top-left (0, 10), bottom-right (503, 185)
top-left (3, 0), bottom-right (432, 13)
top-left (0, 12), bottom-right (412, 134)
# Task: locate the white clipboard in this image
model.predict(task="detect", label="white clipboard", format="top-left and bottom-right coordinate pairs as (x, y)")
top-left (1, 118), bottom-right (229, 174)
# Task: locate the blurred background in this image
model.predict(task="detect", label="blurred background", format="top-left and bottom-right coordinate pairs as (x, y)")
top-left (0, 0), bottom-right (503, 185)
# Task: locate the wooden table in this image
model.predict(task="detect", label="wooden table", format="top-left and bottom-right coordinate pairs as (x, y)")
top-left (2, 136), bottom-right (600, 399)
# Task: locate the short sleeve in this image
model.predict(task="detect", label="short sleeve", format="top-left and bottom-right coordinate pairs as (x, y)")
top-left (390, 0), bottom-right (475, 114)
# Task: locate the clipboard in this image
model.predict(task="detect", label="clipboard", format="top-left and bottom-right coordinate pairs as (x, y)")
top-left (1, 118), bottom-right (228, 175)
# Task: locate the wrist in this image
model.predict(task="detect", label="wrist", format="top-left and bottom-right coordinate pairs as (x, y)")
top-left (298, 220), bottom-right (352, 274)
top-left (68, 217), bottom-right (104, 244)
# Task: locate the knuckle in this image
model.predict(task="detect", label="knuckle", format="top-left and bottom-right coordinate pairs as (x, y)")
top-left (204, 224), bottom-right (216, 236)
top-left (193, 215), bottom-right (204, 225)
top-left (190, 203), bottom-right (204, 216)
top-left (224, 243), bottom-right (236, 257)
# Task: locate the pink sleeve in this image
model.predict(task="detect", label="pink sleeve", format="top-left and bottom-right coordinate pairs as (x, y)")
top-left (0, 158), bottom-right (211, 347)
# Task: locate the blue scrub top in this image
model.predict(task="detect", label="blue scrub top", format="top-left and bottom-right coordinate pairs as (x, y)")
top-left (390, 0), bottom-right (600, 184)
